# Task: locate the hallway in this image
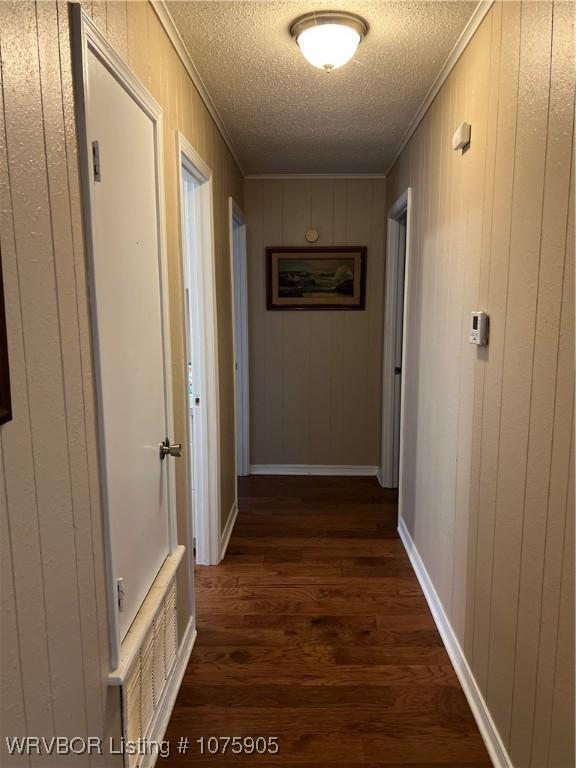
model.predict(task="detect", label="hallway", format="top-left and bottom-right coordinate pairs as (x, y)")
top-left (165, 477), bottom-right (491, 765)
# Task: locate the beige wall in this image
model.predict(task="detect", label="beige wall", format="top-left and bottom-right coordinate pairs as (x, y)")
top-left (245, 178), bottom-right (386, 467)
top-left (0, 0), bottom-right (242, 761)
top-left (387, 2), bottom-right (575, 766)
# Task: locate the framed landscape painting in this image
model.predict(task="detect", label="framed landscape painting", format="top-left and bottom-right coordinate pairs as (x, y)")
top-left (266, 246), bottom-right (367, 310)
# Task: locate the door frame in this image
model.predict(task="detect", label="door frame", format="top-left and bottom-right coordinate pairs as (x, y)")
top-left (379, 188), bottom-right (413, 495)
top-left (71, 6), bottom-right (177, 667)
top-left (176, 132), bottom-right (221, 567)
top-left (228, 198), bottom-right (250, 479)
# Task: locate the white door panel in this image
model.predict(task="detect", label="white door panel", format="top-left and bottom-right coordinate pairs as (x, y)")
top-left (232, 218), bottom-right (249, 477)
top-left (87, 49), bottom-right (170, 640)
top-left (392, 217), bottom-right (407, 485)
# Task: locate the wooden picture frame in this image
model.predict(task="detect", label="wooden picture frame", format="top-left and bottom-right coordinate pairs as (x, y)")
top-left (266, 246), bottom-right (367, 310)
top-left (0, 255), bottom-right (12, 425)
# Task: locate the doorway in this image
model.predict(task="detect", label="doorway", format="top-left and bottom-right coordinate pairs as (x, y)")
top-left (380, 189), bottom-right (412, 492)
top-left (177, 133), bottom-right (221, 566)
top-left (229, 198), bottom-right (250, 479)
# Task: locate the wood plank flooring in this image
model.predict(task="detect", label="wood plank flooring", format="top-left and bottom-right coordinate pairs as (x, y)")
top-left (164, 476), bottom-right (491, 766)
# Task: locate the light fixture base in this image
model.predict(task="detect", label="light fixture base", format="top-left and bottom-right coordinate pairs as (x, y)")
top-left (289, 11), bottom-right (369, 41)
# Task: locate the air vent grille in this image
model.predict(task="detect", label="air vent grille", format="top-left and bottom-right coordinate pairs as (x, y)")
top-left (121, 578), bottom-right (178, 768)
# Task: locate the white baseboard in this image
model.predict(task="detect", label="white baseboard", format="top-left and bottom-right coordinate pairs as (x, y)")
top-left (249, 464), bottom-right (379, 477)
top-left (376, 465), bottom-right (398, 489)
top-left (143, 617), bottom-right (196, 768)
top-left (397, 518), bottom-right (511, 768)
top-left (220, 501), bottom-right (238, 561)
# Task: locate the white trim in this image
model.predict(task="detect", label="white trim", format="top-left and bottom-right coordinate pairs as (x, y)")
top-left (230, 199), bottom-right (246, 220)
top-left (396, 190), bottom-right (414, 526)
top-left (385, 0), bottom-right (494, 176)
top-left (250, 465), bottom-right (379, 477)
top-left (387, 190), bottom-right (412, 225)
top-left (180, 138), bottom-right (212, 183)
top-left (152, 1), bottom-right (492, 181)
top-left (228, 197), bottom-right (250, 479)
top-left (140, 617), bottom-right (197, 768)
top-left (108, 546), bottom-right (185, 684)
top-left (398, 519), bottom-right (511, 768)
top-left (245, 173), bottom-right (386, 180)
top-left (380, 189), bottom-right (412, 488)
top-left (151, 1), bottom-right (244, 175)
top-left (177, 132), bottom-right (221, 567)
top-left (71, 6), bottom-right (179, 669)
top-left (220, 502), bottom-right (239, 562)
top-left (153, 0), bottom-right (492, 181)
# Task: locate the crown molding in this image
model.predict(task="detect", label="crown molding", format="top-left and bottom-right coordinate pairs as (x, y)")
top-left (245, 173), bottom-right (386, 180)
top-left (152, 0), bottom-right (493, 181)
top-left (385, 0), bottom-right (494, 176)
top-left (151, 1), bottom-right (245, 175)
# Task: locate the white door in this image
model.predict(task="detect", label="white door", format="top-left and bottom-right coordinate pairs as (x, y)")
top-left (182, 167), bottom-right (199, 542)
top-left (86, 49), bottom-right (175, 640)
top-left (380, 191), bottom-right (411, 490)
top-left (231, 208), bottom-right (249, 477)
top-left (392, 214), bottom-right (407, 484)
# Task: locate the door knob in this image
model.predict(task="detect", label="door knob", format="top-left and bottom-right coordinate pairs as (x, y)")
top-left (159, 438), bottom-right (182, 460)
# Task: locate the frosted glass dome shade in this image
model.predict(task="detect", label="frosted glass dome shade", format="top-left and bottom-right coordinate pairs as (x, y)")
top-left (297, 24), bottom-right (360, 72)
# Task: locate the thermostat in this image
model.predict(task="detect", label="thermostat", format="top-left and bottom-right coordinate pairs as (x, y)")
top-left (469, 311), bottom-right (488, 345)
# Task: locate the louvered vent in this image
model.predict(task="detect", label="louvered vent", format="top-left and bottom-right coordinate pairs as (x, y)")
top-left (121, 578), bottom-right (178, 768)
top-left (165, 583), bottom-right (177, 674)
top-left (140, 630), bottom-right (154, 738)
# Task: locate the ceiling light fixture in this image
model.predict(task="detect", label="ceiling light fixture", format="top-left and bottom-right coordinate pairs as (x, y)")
top-left (290, 11), bottom-right (368, 73)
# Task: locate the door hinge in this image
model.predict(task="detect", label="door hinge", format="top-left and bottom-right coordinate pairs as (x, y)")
top-left (116, 577), bottom-right (125, 612)
top-left (92, 140), bottom-right (101, 182)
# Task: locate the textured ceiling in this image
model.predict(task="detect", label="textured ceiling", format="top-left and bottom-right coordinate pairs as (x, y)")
top-left (167, 1), bottom-right (479, 174)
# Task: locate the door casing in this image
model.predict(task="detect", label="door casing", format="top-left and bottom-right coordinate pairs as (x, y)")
top-left (177, 132), bottom-right (221, 567)
top-left (380, 188), bottom-right (413, 499)
top-left (229, 198), bottom-right (250, 480)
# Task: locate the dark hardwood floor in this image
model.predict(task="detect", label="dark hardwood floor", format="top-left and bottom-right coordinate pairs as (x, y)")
top-left (164, 476), bottom-right (491, 766)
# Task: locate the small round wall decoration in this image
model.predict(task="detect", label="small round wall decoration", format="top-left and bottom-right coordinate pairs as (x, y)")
top-left (305, 228), bottom-right (319, 243)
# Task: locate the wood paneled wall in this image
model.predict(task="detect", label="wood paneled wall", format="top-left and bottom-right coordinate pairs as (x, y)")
top-left (0, 1), bottom-right (242, 760)
top-left (387, 2), bottom-right (575, 765)
top-left (245, 178), bottom-right (386, 468)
